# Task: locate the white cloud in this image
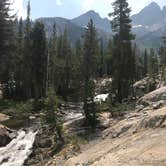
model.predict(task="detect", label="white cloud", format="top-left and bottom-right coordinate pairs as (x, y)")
top-left (10, 0), bottom-right (26, 19)
top-left (56, 0), bottom-right (63, 6)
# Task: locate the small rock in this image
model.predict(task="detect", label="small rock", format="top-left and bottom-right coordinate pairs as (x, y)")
top-left (136, 105), bottom-right (144, 112)
top-left (152, 101), bottom-right (164, 109)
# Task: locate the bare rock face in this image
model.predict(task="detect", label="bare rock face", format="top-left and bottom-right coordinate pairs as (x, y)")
top-left (0, 114), bottom-right (13, 147)
top-left (134, 77), bottom-right (149, 96)
top-left (0, 125), bottom-right (13, 147)
top-left (137, 86), bottom-right (166, 109)
top-left (64, 106), bottom-right (166, 166)
top-left (0, 113), bottom-right (10, 122)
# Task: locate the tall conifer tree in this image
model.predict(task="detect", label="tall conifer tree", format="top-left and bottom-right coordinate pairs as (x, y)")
top-left (23, 1), bottom-right (32, 99)
top-left (109, 0), bottom-right (134, 102)
top-left (82, 19), bottom-right (99, 126)
top-left (143, 48), bottom-right (148, 77)
top-left (31, 21), bottom-right (47, 99)
top-left (0, 0), bottom-right (15, 97)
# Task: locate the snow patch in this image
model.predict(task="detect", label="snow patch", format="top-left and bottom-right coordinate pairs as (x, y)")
top-left (94, 94), bottom-right (109, 103)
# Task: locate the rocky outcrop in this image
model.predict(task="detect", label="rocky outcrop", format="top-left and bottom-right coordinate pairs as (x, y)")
top-left (0, 113), bottom-right (10, 122)
top-left (0, 124), bottom-right (14, 147)
top-left (64, 105), bottom-right (166, 166)
top-left (134, 77), bottom-right (149, 92)
top-left (0, 113), bottom-right (13, 147)
top-left (134, 77), bottom-right (160, 97)
top-left (137, 86), bottom-right (166, 109)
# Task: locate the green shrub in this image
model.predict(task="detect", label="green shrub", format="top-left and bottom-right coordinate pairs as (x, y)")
top-left (43, 88), bottom-right (64, 142)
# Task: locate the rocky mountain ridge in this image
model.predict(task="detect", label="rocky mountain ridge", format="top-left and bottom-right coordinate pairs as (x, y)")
top-left (37, 2), bottom-right (166, 48)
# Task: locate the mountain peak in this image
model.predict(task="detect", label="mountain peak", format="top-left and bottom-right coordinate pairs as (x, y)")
top-left (132, 2), bottom-right (163, 26)
top-left (142, 2), bottom-right (161, 13)
top-left (71, 10), bottom-right (111, 33)
top-left (148, 2), bottom-right (160, 8)
top-left (86, 10), bottom-right (98, 14)
top-left (80, 10), bottom-right (100, 19)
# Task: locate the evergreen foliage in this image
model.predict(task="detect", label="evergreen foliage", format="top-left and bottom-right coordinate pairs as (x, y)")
top-left (31, 21), bottom-right (47, 99)
top-left (82, 19), bottom-right (99, 126)
top-left (109, 0), bottom-right (135, 102)
top-left (44, 88), bottom-right (63, 142)
top-left (159, 38), bottom-right (166, 82)
top-left (143, 48), bottom-right (148, 77)
top-left (148, 48), bottom-right (159, 79)
top-left (0, 0), bottom-right (15, 98)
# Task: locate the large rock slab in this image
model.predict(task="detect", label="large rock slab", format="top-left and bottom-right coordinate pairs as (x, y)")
top-left (64, 106), bottom-right (166, 166)
top-left (0, 113), bottom-right (10, 122)
top-left (137, 86), bottom-right (166, 107)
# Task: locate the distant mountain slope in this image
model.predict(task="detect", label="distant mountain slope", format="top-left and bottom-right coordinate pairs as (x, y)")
top-left (35, 2), bottom-right (166, 49)
top-left (37, 17), bottom-right (85, 46)
top-left (37, 16), bottom-right (111, 47)
top-left (71, 10), bottom-right (111, 33)
top-left (131, 2), bottom-right (166, 49)
top-left (131, 2), bottom-right (163, 26)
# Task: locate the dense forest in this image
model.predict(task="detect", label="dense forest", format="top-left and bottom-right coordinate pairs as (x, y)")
top-left (0, 0), bottom-right (166, 163)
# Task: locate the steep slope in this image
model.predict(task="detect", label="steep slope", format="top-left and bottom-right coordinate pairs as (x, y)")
top-left (37, 17), bottom-right (85, 46)
top-left (131, 2), bottom-right (166, 48)
top-left (64, 87), bottom-right (166, 166)
top-left (35, 2), bottom-right (166, 49)
top-left (132, 2), bottom-right (163, 26)
top-left (37, 16), bottom-right (111, 47)
top-left (71, 10), bottom-right (111, 33)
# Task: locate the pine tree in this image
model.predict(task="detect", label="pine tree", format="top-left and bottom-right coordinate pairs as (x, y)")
top-left (99, 38), bottom-right (105, 77)
top-left (56, 30), bottom-right (72, 99)
top-left (143, 48), bottom-right (148, 77)
top-left (70, 39), bottom-right (83, 101)
top-left (159, 38), bottom-right (166, 82)
top-left (23, 1), bottom-right (32, 99)
top-left (48, 23), bottom-right (57, 91)
top-left (132, 44), bottom-right (144, 80)
top-left (109, 0), bottom-right (135, 102)
top-left (0, 0), bottom-right (15, 98)
top-left (106, 39), bottom-right (113, 76)
top-left (31, 21), bottom-right (47, 99)
top-left (44, 88), bottom-right (64, 142)
top-left (82, 19), bottom-right (99, 126)
top-left (14, 18), bottom-right (24, 99)
top-left (148, 48), bottom-right (158, 79)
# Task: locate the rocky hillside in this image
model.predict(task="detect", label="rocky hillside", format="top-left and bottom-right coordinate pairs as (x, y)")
top-left (132, 2), bottom-right (166, 48)
top-left (64, 86), bottom-right (166, 166)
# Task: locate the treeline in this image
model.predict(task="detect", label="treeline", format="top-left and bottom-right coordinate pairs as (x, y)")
top-left (0, 0), bottom-right (166, 125)
top-left (0, 1), bottom-right (109, 101)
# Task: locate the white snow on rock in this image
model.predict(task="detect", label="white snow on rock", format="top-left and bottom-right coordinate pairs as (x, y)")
top-left (94, 94), bottom-right (109, 103)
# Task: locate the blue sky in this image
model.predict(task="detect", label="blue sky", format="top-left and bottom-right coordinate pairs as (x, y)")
top-left (12, 0), bottom-right (166, 20)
